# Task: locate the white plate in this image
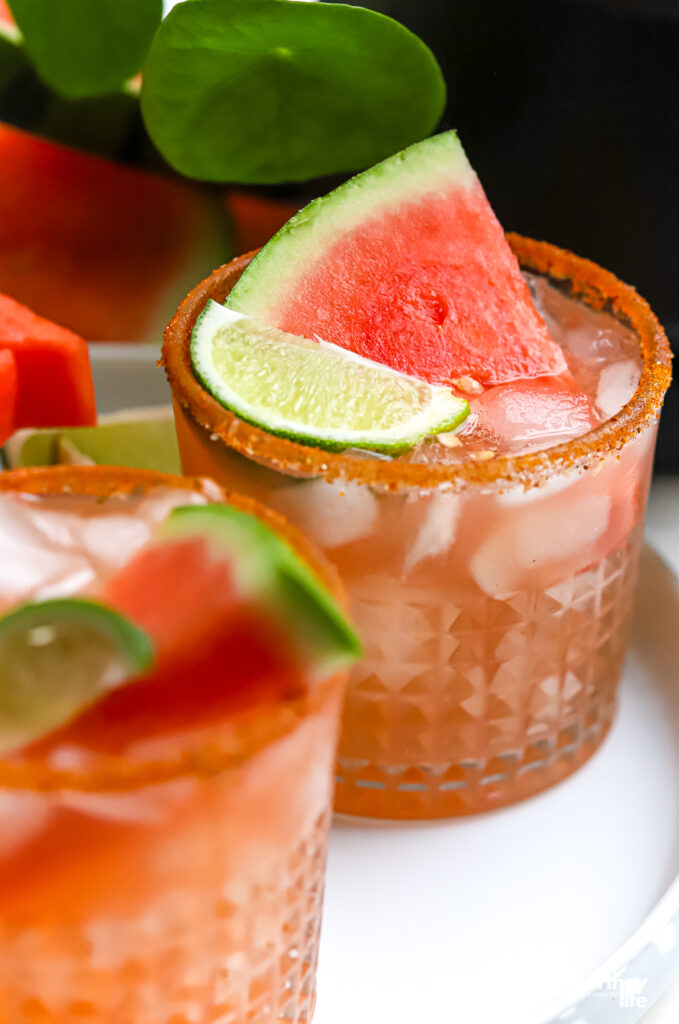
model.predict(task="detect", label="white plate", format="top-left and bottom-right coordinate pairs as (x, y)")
top-left (315, 548), bottom-right (679, 1024)
top-left (87, 343), bottom-right (679, 1024)
top-left (89, 344), bottom-right (172, 413)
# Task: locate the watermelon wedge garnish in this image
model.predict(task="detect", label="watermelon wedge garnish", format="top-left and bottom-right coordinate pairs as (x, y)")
top-left (10, 503), bottom-right (359, 757)
top-left (0, 292), bottom-right (96, 429)
top-left (135, 503), bottom-right (360, 680)
top-left (227, 131), bottom-right (566, 388)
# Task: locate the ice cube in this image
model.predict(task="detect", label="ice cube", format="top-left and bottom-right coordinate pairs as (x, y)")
top-left (274, 479), bottom-right (378, 549)
top-left (60, 792), bottom-right (163, 825)
top-left (471, 493), bottom-right (611, 596)
top-left (138, 485), bottom-right (207, 526)
top-left (20, 507), bottom-right (85, 550)
top-left (403, 493), bottom-right (461, 574)
top-left (0, 495), bottom-right (52, 548)
top-left (80, 514), bottom-right (152, 571)
top-left (477, 379), bottom-right (596, 452)
top-left (561, 326), bottom-right (617, 362)
top-left (529, 273), bottom-right (640, 367)
top-left (527, 275), bottom-right (585, 343)
top-left (36, 562), bottom-right (98, 600)
top-left (0, 498), bottom-right (88, 604)
top-left (497, 472), bottom-right (577, 507)
top-left (596, 360), bottom-right (641, 419)
top-left (0, 792), bottom-right (50, 861)
top-left (60, 779), bottom-right (194, 825)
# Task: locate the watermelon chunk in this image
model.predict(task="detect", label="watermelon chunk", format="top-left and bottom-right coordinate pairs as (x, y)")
top-left (102, 531), bottom-right (243, 668)
top-left (0, 125), bottom-right (228, 341)
top-left (0, 292), bottom-right (96, 428)
top-left (228, 132), bottom-right (567, 388)
top-left (0, 348), bottom-right (17, 443)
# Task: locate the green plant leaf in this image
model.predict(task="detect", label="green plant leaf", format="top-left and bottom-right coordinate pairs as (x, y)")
top-left (140, 0), bottom-right (446, 184)
top-left (0, 22), bottom-right (28, 97)
top-left (0, 19), bottom-right (144, 162)
top-left (6, 0), bottom-right (162, 99)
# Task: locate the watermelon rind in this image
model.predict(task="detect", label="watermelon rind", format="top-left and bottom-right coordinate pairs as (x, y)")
top-left (227, 130), bottom-right (474, 321)
top-left (191, 299), bottom-right (469, 453)
top-left (160, 502), bottom-right (362, 679)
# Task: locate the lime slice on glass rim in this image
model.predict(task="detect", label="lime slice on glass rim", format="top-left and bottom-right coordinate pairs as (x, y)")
top-left (191, 301), bottom-right (469, 454)
top-left (0, 598), bottom-right (154, 755)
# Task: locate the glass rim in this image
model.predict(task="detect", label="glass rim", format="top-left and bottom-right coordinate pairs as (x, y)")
top-left (0, 465), bottom-right (348, 792)
top-left (162, 233), bottom-right (673, 494)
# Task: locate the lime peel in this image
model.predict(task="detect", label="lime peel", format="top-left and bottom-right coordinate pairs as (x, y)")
top-left (191, 300), bottom-right (469, 453)
top-left (159, 503), bottom-right (361, 678)
top-left (0, 598), bottom-right (154, 755)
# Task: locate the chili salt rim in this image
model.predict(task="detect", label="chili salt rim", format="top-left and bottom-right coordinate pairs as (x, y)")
top-left (0, 465), bottom-right (349, 792)
top-left (162, 234), bottom-right (672, 494)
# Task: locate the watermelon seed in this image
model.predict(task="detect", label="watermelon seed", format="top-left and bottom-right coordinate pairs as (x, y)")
top-left (438, 434), bottom-right (462, 449)
top-left (452, 376), bottom-right (484, 396)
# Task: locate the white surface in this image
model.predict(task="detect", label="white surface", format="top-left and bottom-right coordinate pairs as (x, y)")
top-left (638, 479), bottom-right (679, 1022)
top-left (89, 344), bottom-right (171, 413)
top-left (314, 501), bottom-right (679, 1024)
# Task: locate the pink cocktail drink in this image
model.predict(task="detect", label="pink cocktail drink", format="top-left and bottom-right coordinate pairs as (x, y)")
top-left (163, 236), bottom-right (671, 819)
top-left (0, 467), bottom-right (348, 1022)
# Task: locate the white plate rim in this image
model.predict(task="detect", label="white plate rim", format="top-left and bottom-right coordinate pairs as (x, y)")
top-left (540, 547), bottom-right (679, 1023)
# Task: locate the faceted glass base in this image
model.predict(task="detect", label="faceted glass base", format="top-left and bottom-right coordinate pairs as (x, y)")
top-left (0, 810), bottom-right (330, 1024)
top-left (334, 532), bottom-right (640, 819)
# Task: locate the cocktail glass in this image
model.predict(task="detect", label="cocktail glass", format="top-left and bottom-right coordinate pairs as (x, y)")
top-left (0, 466), bottom-right (348, 1022)
top-left (162, 235), bottom-right (672, 820)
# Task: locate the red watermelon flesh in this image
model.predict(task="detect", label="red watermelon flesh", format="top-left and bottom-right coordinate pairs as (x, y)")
top-left (0, 348), bottom-right (16, 443)
top-left (46, 604), bottom-right (301, 757)
top-left (0, 291), bottom-right (96, 428)
top-left (0, 125), bottom-right (227, 341)
top-left (228, 132), bottom-right (566, 388)
top-left (103, 532), bottom-right (241, 666)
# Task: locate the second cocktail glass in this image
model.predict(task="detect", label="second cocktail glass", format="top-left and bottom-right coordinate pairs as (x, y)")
top-left (163, 236), bottom-right (671, 819)
top-left (0, 466), bottom-right (348, 1022)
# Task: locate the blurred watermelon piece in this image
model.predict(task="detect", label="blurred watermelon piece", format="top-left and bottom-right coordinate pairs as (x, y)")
top-left (0, 125), bottom-right (229, 341)
top-left (225, 190), bottom-right (300, 254)
top-left (0, 348), bottom-right (16, 443)
top-left (0, 292), bottom-right (96, 427)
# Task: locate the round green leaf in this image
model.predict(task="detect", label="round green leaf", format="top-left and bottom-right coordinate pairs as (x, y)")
top-left (7, 0), bottom-right (162, 99)
top-left (140, 0), bottom-right (446, 184)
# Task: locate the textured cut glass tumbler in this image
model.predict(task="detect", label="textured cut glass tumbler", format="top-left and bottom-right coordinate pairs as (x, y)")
top-left (0, 467), bottom-right (347, 1022)
top-left (163, 235), bottom-right (672, 820)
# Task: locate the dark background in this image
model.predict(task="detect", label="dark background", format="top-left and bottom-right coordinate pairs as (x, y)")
top-left (362, 0), bottom-right (679, 470)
